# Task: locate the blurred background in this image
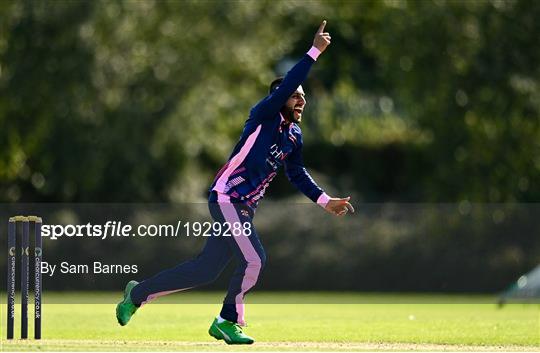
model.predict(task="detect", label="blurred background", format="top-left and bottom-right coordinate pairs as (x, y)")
top-left (0, 0), bottom-right (539, 294)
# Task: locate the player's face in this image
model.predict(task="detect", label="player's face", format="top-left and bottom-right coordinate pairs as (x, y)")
top-left (282, 86), bottom-right (306, 123)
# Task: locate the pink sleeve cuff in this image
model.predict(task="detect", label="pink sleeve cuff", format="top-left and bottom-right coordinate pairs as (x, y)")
top-left (307, 46), bottom-right (321, 61)
top-left (317, 192), bottom-right (330, 208)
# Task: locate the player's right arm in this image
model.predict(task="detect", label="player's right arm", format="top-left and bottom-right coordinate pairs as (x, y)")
top-left (250, 21), bottom-right (331, 121)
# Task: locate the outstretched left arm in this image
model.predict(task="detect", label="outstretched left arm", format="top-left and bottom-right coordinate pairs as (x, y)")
top-left (284, 144), bottom-right (354, 216)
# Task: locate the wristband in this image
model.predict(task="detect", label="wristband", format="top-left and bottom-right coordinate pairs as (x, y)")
top-left (307, 46), bottom-right (321, 61)
top-left (317, 192), bottom-right (330, 208)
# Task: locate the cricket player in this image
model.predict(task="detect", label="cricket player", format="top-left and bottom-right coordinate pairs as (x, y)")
top-left (116, 20), bottom-right (354, 344)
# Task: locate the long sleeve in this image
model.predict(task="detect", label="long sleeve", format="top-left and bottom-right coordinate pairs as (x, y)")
top-left (284, 140), bottom-right (326, 203)
top-left (250, 47), bottom-right (321, 122)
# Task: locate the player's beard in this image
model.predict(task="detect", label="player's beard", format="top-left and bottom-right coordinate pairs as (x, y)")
top-left (283, 106), bottom-right (301, 124)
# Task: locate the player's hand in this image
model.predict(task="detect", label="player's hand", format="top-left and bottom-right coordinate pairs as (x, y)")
top-left (324, 196), bottom-right (355, 216)
top-left (313, 20), bottom-right (331, 53)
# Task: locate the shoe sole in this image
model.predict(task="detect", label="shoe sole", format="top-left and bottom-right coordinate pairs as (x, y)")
top-left (116, 281), bottom-right (137, 326)
top-left (116, 306), bottom-right (123, 326)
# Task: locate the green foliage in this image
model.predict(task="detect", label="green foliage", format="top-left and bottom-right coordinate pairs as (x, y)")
top-left (360, 0), bottom-right (540, 201)
top-left (1, 0), bottom-right (539, 203)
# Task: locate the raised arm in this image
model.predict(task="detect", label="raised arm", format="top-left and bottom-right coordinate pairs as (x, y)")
top-left (250, 21), bottom-right (332, 121)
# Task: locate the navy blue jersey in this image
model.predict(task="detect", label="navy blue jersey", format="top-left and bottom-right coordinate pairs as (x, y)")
top-left (210, 48), bottom-right (328, 208)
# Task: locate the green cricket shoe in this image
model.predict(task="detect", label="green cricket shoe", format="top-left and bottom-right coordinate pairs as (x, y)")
top-left (116, 280), bottom-right (139, 326)
top-left (208, 318), bottom-right (254, 345)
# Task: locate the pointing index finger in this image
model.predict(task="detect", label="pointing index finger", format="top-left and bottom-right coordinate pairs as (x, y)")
top-left (317, 20), bottom-right (327, 34)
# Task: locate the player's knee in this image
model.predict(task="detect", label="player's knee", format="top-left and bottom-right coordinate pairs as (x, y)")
top-left (245, 252), bottom-right (266, 274)
top-left (258, 251), bottom-right (267, 270)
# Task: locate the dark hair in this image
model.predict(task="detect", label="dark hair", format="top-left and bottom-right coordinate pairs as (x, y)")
top-left (269, 77), bottom-right (284, 94)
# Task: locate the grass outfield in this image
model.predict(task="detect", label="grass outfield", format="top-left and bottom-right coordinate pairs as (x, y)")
top-left (0, 292), bottom-right (538, 351)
